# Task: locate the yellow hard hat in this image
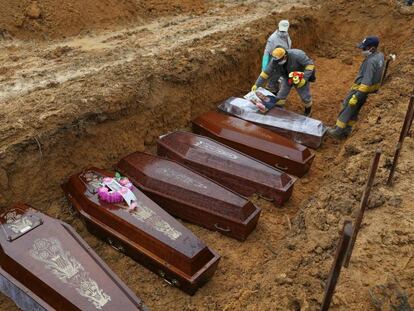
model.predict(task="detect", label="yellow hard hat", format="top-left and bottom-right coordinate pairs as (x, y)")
top-left (272, 47), bottom-right (286, 60)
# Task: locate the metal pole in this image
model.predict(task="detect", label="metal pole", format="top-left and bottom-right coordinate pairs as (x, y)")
top-left (387, 94), bottom-right (414, 185)
top-left (344, 150), bottom-right (381, 268)
top-left (320, 221), bottom-right (353, 311)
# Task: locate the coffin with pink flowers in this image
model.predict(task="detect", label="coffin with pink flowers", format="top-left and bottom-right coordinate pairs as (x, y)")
top-left (62, 168), bottom-right (220, 295)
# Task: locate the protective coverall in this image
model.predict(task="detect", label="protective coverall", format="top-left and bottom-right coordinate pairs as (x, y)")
top-left (255, 49), bottom-right (315, 109)
top-left (262, 30), bottom-right (292, 92)
top-left (335, 51), bottom-right (385, 131)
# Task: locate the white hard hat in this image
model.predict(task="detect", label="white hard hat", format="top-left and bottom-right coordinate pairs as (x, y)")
top-left (278, 20), bottom-right (289, 32)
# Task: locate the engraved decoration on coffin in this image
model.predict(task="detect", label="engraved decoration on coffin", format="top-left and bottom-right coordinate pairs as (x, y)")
top-left (30, 238), bottom-right (111, 310)
top-left (130, 201), bottom-right (182, 240)
top-left (155, 167), bottom-right (207, 189)
top-left (3, 210), bottom-right (33, 234)
top-left (194, 140), bottom-right (239, 160)
top-left (83, 171), bottom-right (182, 241)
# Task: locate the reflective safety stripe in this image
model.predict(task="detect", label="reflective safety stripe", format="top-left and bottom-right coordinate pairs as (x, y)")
top-left (304, 64), bottom-right (315, 71)
top-left (347, 120), bottom-right (356, 126)
top-left (260, 71), bottom-right (269, 79)
top-left (351, 83), bottom-right (380, 93)
top-left (303, 100), bottom-right (313, 108)
top-left (336, 120), bottom-right (347, 129)
top-left (276, 99), bottom-right (286, 106)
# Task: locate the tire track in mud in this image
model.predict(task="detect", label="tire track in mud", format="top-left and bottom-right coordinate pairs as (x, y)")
top-left (0, 0), bottom-right (311, 103)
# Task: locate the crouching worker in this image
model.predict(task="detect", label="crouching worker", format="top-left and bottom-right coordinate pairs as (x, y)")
top-left (252, 47), bottom-right (316, 116)
top-left (328, 36), bottom-right (385, 139)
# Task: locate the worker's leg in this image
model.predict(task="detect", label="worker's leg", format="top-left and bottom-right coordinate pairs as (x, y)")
top-left (296, 82), bottom-right (313, 116)
top-left (341, 91), bottom-right (356, 136)
top-left (275, 78), bottom-right (292, 107)
top-left (328, 90), bottom-right (355, 139)
top-left (345, 94), bottom-right (368, 135)
top-left (336, 92), bottom-right (361, 128)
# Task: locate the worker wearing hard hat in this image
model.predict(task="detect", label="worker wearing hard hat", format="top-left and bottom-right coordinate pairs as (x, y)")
top-left (328, 36), bottom-right (385, 139)
top-left (262, 20), bottom-right (292, 93)
top-left (252, 47), bottom-right (316, 116)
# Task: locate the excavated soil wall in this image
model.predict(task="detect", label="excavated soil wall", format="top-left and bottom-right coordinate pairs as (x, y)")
top-left (0, 10), bottom-right (320, 208)
top-left (1, 0), bottom-right (414, 310)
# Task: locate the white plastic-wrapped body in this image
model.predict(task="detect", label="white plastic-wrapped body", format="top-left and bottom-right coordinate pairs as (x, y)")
top-left (218, 97), bottom-right (327, 149)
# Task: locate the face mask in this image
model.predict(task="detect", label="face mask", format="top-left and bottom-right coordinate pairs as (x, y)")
top-left (362, 49), bottom-right (372, 57)
top-left (278, 58), bottom-right (287, 65)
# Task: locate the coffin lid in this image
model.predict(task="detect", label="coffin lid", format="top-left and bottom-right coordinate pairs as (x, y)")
top-left (158, 131), bottom-right (295, 190)
top-left (72, 168), bottom-right (207, 259)
top-left (192, 111), bottom-right (313, 163)
top-left (117, 152), bottom-right (256, 222)
top-left (0, 203), bottom-right (145, 311)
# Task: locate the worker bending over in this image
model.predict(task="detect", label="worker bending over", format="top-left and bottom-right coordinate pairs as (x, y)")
top-left (328, 36), bottom-right (384, 139)
top-left (262, 20), bottom-right (292, 93)
top-left (252, 47), bottom-right (316, 116)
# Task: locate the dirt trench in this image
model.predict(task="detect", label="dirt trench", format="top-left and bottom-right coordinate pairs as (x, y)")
top-left (1, 0), bottom-right (414, 310)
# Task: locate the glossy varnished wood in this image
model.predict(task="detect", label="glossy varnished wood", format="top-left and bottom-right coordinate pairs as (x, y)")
top-left (192, 111), bottom-right (315, 177)
top-left (116, 152), bottom-right (261, 241)
top-left (157, 131), bottom-right (296, 206)
top-left (62, 169), bottom-right (220, 295)
top-left (0, 203), bottom-right (147, 311)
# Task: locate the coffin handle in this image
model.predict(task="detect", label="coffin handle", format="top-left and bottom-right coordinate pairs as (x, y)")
top-left (107, 238), bottom-right (125, 253)
top-left (214, 223), bottom-right (231, 233)
top-left (158, 270), bottom-right (180, 287)
top-left (258, 194), bottom-right (274, 202)
top-left (274, 163), bottom-right (288, 171)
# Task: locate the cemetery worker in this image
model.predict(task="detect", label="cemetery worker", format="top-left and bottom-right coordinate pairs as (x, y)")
top-left (262, 19), bottom-right (292, 93)
top-left (328, 36), bottom-right (385, 139)
top-left (252, 47), bottom-right (316, 116)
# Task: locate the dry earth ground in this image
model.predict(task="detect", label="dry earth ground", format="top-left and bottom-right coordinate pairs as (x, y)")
top-left (0, 0), bottom-right (413, 310)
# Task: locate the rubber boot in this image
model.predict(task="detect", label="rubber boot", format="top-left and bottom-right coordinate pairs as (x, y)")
top-left (344, 126), bottom-right (353, 137)
top-left (327, 126), bottom-right (347, 139)
top-left (304, 106), bottom-right (312, 117)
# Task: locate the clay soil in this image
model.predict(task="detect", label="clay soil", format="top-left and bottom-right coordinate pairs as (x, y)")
top-left (0, 0), bottom-right (413, 310)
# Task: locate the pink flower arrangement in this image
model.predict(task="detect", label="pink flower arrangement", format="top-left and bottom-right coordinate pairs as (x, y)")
top-left (97, 177), bottom-right (133, 204)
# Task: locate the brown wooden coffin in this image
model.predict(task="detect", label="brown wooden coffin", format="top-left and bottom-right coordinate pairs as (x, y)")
top-left (157, 131), bottom-right (296, 206)
top-left (62, 169), bottom-right (220, 295)
top-left (0, 203), bottom-right (147, 311)
top-left (218, 97), bottom-right (327, 149)
top-left (116, 152), bottom-right (261, 241)
top-left (192, 111), bottom-right (315, 177)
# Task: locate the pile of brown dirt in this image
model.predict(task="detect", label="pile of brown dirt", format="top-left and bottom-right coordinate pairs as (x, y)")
top-left (0, 0), bottom-right (208, 39)
top-left (0, 0), bottom-right (414, 310)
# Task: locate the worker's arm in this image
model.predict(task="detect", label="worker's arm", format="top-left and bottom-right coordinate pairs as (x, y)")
top-left (253, 59), bottom-right (275, 89)
top-left (299, 53), bottom-right (315, 81)
top-left (348, 61), bottom-right (378, 106)
top-left (357, 60), bottom-right (379, 93)
top-left (262, 33), bottom-right (277, 70)
top-left (262, 53), bottom-right (271, 71)
top-left (287, 35), bottom-right (292, 49)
